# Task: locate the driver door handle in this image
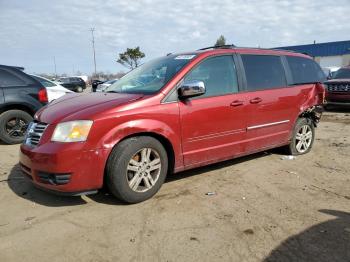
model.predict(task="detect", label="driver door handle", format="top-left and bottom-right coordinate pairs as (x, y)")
top-left (250, 97), bottom-right (263, 104)
top-left (230, 100), bottom-right (244, 107)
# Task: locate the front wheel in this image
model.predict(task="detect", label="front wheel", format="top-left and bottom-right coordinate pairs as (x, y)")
top-left (76, 86), bottom-right (83, 92)
top-left (286, 118), bottom-right (315, 155)
top-left (106, 136), bottom-right (168, 203)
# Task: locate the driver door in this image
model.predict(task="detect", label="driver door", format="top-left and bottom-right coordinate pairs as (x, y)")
top-left (178, 55), bottom-right (249, 168)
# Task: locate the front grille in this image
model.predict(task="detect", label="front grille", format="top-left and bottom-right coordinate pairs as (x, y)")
top-left (327, 83), bottom-right (350, 92)
top-left (24, 121), bottom-right (48, 146)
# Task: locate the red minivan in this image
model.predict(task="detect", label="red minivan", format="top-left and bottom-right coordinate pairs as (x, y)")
top-left (20, 46), bottom-right (325, 203)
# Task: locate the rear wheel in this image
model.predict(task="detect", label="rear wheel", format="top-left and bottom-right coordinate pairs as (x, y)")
top-left (106, 136), bottom-right (168, 203)
top-left (0, 110), bottom-right (32, 144)
top-left (286, 117), bottom-right (315, 155)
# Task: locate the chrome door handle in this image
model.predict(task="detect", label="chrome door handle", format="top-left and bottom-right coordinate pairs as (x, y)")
top-left (230, 100), bottom-right (244, 106)
top-left (250, 97), bottom-right (262, 104)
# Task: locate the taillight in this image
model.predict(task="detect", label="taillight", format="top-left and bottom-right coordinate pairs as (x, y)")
top-left (38, 88), bottom-right (48, 103)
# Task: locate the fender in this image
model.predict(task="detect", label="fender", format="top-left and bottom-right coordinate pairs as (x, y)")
top-left (98, 118), bottom-right (184, 172)
top-left (297, 83), bottom-right (325, 127)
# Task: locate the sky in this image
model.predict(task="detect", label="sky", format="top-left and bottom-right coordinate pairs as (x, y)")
top-left (0, 0), bottom-right (350, 75)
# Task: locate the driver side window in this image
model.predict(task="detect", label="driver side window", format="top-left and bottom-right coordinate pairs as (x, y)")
top-left (183, 55), bottom-right (238, 98)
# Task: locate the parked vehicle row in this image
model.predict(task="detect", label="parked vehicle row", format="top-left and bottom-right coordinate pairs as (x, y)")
top-left (30, 75), bottom-right (73, 102)
top-left (19, 46), bottom-right (326, 203)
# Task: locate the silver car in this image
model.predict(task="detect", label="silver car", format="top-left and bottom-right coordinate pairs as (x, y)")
top-left (96, 79), bottom-right (119, 92)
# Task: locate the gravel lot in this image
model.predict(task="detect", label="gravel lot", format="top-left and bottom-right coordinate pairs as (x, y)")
top-left (0, 109), bottom-right (349, 262)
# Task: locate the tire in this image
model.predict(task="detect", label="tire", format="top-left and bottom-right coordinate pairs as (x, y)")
top-left (286, 117), bottom-right (315, 155)
top-left (76, 86), bottom-right (83, 93)
top-left (0, 110), bottom-right (33, 144)
top-left (106, 136), bottom-right (168, 203)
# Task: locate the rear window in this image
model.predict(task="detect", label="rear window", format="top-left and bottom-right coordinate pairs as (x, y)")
top-left (0, 68), bottom-right (33, 87)
top-left (286, 56), bottom-right (326, 84)
top-left (241, 55), bottom-right (286, 91)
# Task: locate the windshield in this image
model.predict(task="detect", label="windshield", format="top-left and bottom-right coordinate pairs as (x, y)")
top-left (332, 68), bottom-right (350, 79)
top-left (106, 54), bottom-right (196, 94)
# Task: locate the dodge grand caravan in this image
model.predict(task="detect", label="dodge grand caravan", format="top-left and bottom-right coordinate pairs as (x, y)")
top-left (20, 46), bottom-right (326, 203)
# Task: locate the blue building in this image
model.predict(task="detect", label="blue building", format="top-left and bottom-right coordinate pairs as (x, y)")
top-left (277, 40), bottom-right (350, 68)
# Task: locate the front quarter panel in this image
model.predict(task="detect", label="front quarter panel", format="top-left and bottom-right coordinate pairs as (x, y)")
top-left (91, 102), bottom-right (183, 172)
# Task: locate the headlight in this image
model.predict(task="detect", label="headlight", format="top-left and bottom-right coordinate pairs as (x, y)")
top-left (51, 120), bottom-right (93, 142)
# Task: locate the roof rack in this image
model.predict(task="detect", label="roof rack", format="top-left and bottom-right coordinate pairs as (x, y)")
top-left (197, 44), bottom-right (236, 51)
top-left (197, 45), bottom-right (308, 54)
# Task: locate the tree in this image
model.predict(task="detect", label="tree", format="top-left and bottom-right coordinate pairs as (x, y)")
top-left (215, 35), bottom-right (226, 47)
top-left (117, 47), bottom-right (145, 70)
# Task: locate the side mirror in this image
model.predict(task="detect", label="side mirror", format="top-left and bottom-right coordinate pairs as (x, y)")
top-left (178, 80), bottom-right (205, 99)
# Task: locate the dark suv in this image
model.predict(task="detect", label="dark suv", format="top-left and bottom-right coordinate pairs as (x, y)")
top-left (325, 66), bottom-right (350, 106)
top-left (0, 65), bottom-right (48, 144)
top-left (58, 77), bottom-right (86, 92)
top-left (20, 47), bottom-right (325, 203)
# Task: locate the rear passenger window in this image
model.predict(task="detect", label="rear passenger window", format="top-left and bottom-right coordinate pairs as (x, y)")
top-left (184, 56), bottom-right (238, 98)
top-left (241, 55), bottom-right (286, 91)
top-left (0, 69), bottom-right (27, 87)
top-left (286, 56), bottom-right (326, 84)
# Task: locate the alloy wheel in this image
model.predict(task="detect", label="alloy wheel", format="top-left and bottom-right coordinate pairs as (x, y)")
top-left (295, 125), bottom-right (313, 153)
top-left (126, 148), bottom-right (161, 193)
top-left (5, 117), bottom-right (28, 138)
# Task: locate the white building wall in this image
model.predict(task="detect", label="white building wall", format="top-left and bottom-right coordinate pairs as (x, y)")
top-left (318, 56), bottom-right (343, 67)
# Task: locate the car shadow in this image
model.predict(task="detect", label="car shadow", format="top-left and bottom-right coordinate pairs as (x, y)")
top-left (7, 164), bottom-right (88, 206)
top-left (165, 150), bottom-right (275, 184)
top-left (263, 209), bottom-right (350, 262)
top-left (7, 150), bottom-right (278, 207)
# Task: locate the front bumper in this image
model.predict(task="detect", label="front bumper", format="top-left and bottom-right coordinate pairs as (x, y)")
top-left (19, 142), bottom-right (110, 194)
top-left (326, 92), bottom-right (350, 105)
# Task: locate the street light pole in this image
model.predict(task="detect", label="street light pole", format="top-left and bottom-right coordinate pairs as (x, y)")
top-left (53, 56), bottom-right (57, 78)
top-left (90, 28), bottom-right (97, 77)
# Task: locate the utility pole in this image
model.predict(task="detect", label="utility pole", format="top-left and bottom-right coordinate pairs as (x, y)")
top-left (53, 56), bottom-right (57, 79)
top-left (90, 27), bottom-right (97, 77)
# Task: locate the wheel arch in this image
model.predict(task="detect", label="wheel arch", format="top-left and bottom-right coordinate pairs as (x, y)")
top-left (121, 132), bottom-right (175, 174)
top-left (0, 104), bottom-right (35, 116)
top-left (297, 105), bottom-right (323, 127)
top-left (102, 131), bottom-right (176, 188)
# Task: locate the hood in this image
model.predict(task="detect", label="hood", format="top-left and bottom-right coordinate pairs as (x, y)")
top-left (36, 92), bottom-right (143, 124)
top-left (325, 79), bottom-right (350, 84)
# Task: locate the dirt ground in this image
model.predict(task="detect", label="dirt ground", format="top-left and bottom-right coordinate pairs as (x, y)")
top-left (0, 109), bottom-right (349, 262)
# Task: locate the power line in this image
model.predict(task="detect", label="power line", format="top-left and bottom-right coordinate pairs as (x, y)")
top-left (90, 27), bottom-right (97, 77)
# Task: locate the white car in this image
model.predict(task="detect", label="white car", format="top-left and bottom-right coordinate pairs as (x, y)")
top-left (96, 79), bottom-right (119, 92)
top-left (30, 75), bottom-right (74, 102)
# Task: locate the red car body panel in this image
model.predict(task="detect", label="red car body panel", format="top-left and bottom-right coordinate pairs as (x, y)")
top-left (19, 48), bottom-right (324, 194)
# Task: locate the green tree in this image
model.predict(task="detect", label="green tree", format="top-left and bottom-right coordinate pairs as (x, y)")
top-left (214, 35), bottom-right (226, 47)
top-left (117, 47), bottom-right (145, 70)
